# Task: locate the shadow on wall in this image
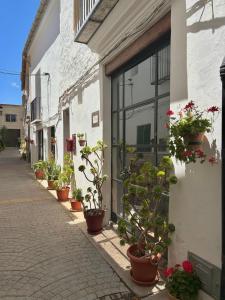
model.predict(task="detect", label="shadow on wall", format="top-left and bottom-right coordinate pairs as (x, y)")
top-left (186, 0), bottom-right (225, 33)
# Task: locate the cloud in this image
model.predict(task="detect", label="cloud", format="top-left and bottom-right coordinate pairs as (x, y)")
top-left (11, 82), bottom-right (20, 89)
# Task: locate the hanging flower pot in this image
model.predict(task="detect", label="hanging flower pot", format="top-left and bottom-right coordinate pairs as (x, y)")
top-left (84, 209), bottom-right (105, 235)
top-left (79, 139), bottom-right (86, 147)
top-left (56, 187), bottom-right (70, 202)
top-left (183, 133), bottom-right (205, 151)
top-left (127, 244), bottom-right (159, 286)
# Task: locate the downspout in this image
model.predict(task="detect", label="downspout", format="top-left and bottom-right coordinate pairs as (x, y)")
top-left (220, 57), bottom-right (225, 300)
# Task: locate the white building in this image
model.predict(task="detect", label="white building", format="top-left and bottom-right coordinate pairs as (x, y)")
top-left (22, 1), bottom-right (225, 299)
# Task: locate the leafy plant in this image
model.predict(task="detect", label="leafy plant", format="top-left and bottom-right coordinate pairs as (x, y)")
top-left (167, 101), bottom-right (219, 163)
top-left (0, 126), bottom-right (7, 146)
top-left (78, 141), bottom-right (107, 212)
top-left (19, 140), bottom-right (27, 159)
top-left (33, 160), bottom-right (48, 172)
top-left (118, 156), bottom-right (177, 258)
top-left (54, 154), bottom-right (74, 190)
top-left (46, 157), bottom-right (61, 181)
top-left (164, 261), bottom-right (201, 300)
top-left (77, 133), bottom-right (85, 140)
top-left (72, 188), bottom-right (83, 201)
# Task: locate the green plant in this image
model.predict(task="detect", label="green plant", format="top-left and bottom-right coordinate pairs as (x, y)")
top-left (54, 154), bottom-right (74, 190)
top-left (72, 188), bottom-right (83, 201)
top-left (77, 133), bottom-right (85, 140)
top-left (0, 126), bottom-right (7, 146)
top-left (46, 157), bottom-right (61, 181)
top-left (33, 160), bottom-right (48, 172)
top-left (117, 155), bottom-right (177, 258)
top-left (167, 101), bottom-right (219, 163)
top-left (78, 140), bottom-right (107, 212)
top-left (19, 140), bottom-right (27, 159)
top-left (164, 261), bottom-right (201, 300)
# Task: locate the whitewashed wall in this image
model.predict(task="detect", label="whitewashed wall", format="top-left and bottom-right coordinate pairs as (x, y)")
top-left (27, 0), bottom-right (102, 195)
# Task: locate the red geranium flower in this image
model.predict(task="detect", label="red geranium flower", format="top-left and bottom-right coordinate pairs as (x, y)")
top-left (182, 260), bottom-right (193, 273)
top-left (195, 149), bottom-right (205, 158)
top-left (166, 109), bottom-right (174, 116)
top-left (184, 101), bottom-right (195, 111)
top-left (183, 150), bottom-right (193, 157)
top-left (164, 267), bottom-right (174, 278)
top-left (207, 106), bottom-right (219, 113)
top-left (208, 156), bottom-right (217, 165)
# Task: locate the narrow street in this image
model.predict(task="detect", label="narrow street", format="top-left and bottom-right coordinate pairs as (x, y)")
top-left (0, 148), bottom-right (129, 300)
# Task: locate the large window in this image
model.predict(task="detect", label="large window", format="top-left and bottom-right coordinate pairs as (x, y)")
top-left (111, 40), bottom-right (170, 219)
top-left (5, 114), bottom-right (16, 122)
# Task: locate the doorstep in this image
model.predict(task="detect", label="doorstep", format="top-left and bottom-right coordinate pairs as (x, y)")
top-left (37, 179), bottom-right (168, 299)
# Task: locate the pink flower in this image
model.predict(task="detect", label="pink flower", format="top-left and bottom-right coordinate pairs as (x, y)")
top-left (182, 260), bottom-right (193, 273)
top-left (164, 267), bottom-right (174, 278)
top-left (166, 109), bottom-right (174, 116)
top-left (207, 106), bottom-right (219, 113)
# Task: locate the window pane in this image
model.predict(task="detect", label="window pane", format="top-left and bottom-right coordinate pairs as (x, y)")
top-left (158, 45), bottom-right (170, 95)
top-left (112, 146), bottom-right (123, 180)
top-left (124, 56), bottom-right (156, 107)
top-left (5, 114), bottom-right (10, 122)
top-left (125, 103), bottom-right (156, 166)
top-left (112, 111), bottom-right (123, 146)
top-left (112, 74), bottom-right (123, 111)
top-left (11, 115), bottom-right (16, 122)
top-left (112, 180), bottom-right (124, 218)
top-left (157, 96), bottom-right (170, 160)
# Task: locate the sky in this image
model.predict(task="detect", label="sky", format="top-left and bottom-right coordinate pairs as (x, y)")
top-left (0, 0), bottom-right (40, 105)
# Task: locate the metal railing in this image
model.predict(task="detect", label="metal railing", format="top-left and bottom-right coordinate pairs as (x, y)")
top-left (31, 97), bottom-right (41, 122)
top-left (74, 0), bottom-right (100, 34)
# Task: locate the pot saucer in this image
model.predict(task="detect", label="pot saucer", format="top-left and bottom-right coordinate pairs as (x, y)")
top-left (130, 270), bottom-right (159, 286)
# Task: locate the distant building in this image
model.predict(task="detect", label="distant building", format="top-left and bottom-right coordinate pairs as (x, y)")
top-left (0, 104), bottom-right (24, 147)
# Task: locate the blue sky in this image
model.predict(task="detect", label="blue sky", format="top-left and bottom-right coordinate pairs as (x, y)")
top-left (0, 0), bottom-right (40, 105)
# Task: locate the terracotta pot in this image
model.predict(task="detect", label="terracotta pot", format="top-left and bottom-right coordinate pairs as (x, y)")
top-left (70, 200), bottom-right (82, 211)
top-left (84, 209), bottom-right (105, 235)
top-left (48, 180), bottom-right (55, 190)
top-left (127, 244), bottom-right (159, 286)
top-left (183, 133), bottom-right (205, 151)
top-left (79, 139), bottom-right (86, 147)
top-left (35, 170), bottom-right (45, 180)
top-left (56, 187), bottom-right (70, 202)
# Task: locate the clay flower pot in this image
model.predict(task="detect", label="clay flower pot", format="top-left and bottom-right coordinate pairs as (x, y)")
top-left (84, 209), bottom-right (105, 235)
top-left (56, 187), bottom-right (70, 202)
top-left (127, 244), bottom-right (159, 286)
top-left (184, 133), bottom-right (205, 151)
top-left (79, 139), bottom-right (86, 147)
top-left (70, 200), bottom-right (82, 211)
top-left (35, 170), bottom-right (45, 180)
top-left (48, 180), bottom-right (55, 190)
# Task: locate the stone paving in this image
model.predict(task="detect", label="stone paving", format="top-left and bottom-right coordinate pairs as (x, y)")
top-left (0, 149), bottom-right (131, 300)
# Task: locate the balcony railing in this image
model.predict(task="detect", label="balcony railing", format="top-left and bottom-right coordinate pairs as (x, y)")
top-left (74, 0), bottom-right (119, 43)
top-left (31, 97), bottom-right (41, 122)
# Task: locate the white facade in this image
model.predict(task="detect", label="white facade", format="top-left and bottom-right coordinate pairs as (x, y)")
top-left (23, 0), bottom-right (224, 299)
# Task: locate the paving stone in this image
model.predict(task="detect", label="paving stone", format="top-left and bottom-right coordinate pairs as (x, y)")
top-left (0, 149), bottom-right (129, 299)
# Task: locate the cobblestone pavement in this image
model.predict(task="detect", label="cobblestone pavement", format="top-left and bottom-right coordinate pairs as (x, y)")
top-left (0, 149), bottom-right (131, 300)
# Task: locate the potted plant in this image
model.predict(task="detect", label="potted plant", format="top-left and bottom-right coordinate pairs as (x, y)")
top-left (118, 156), bottom-right (177, 286)
top-left (71, 188), bottom-right (83, 211)
top-left (167, 101), bottom-right (219, 163)
top-left (54, 154), bottom-right (74, 202)
top-left (33, 160), bottom-right (47, 180)
top-left (78, 140), bottom-right (108, 235)
top-left (46, 158), bottom-right (61, 189)
top-left (77, 133), bottom-right (86, 146)
top-left (164, 261), bottom-right (201, 300)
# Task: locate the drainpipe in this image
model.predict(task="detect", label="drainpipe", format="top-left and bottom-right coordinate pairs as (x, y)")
top-left (220, 57), bottom-right (225, 300)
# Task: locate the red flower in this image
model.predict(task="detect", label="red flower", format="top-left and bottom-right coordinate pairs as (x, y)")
top-left (208, 156), bottom-right (217, 165)
top-left (184, 101), bottom-right (195, 111)
top-left (207, 106), bottom-right (219, 113)
top-left (164, 267), bottom-right (174, 278)
top-left (183, 150), bottom-right (193, 157)
top-left (166, 109), bottom-right (174, 116)
top-left (195, 149), bottom-right (205, 158)
top-left (182, 260), bottom-right (193, 273)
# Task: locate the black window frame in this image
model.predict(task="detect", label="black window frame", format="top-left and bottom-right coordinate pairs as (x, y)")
top-left (111, 32), bottom-right (171, 221)
top-left (5, 114), bottom-right (17, 122)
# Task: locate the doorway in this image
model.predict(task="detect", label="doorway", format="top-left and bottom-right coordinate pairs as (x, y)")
top-left (63, 108), bottom-right (70, 157)
top-left (37, 129), bottom-right (43, 160)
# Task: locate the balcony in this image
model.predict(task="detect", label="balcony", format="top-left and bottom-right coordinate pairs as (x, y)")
top-left (74, 0), bottom-right (119, 44)
top-left (31, 97), bottom-right (41, 123)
